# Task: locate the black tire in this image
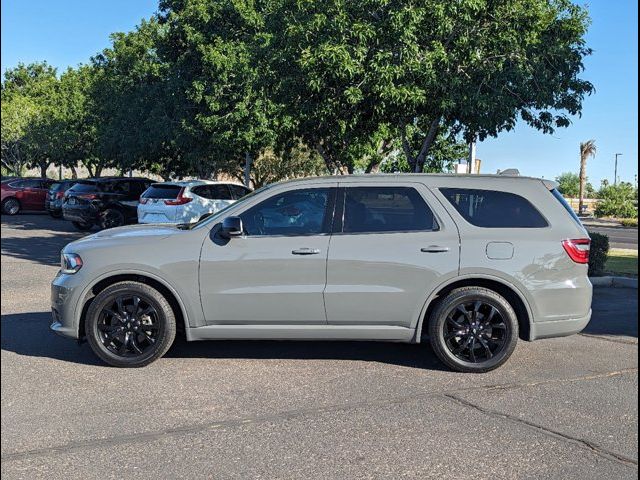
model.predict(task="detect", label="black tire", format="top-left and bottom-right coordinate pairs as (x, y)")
top-left (85, 281), bottom-right (176, 368)
top-left (49, 211), bottom-right (63, 219)
top-left (72, 220), bottom-right (93, 231)
top-left (428, 287), bottom-right (519, 373)
top-left (2, 197), bottom-right (21, 215)
top-left (98, 208), bottom-right (125, 230)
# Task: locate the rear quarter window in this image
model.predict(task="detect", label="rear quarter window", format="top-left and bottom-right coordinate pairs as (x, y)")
top-left (440, 188), bottom-right (548, 228)
top-left (68, 182), bottom-right (100, 193)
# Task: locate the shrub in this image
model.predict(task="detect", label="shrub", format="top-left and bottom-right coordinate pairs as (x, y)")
top-left (595, 182), bottom-right (638, 219)
top-left (588, 232), bottom-right (610, 276)
top-left (620, 218), bottom-right (638, 227)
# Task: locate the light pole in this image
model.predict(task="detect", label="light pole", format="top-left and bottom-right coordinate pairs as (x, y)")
top-left (614, 153), bottom-right (622, 185)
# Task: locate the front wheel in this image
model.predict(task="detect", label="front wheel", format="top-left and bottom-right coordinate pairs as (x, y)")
top-left (428, 287), bottom-right (519, 373)
top-left (85, 282), bottom-right (176, 367)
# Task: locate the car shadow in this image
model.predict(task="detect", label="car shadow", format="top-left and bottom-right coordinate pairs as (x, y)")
top-left (1, 311), bottom-right (447, 370)
top-left (2, 214), bottom-right (86, 266)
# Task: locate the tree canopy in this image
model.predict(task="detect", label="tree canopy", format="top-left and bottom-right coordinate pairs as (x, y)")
top-left (2, 0), bottom-right (594, 180)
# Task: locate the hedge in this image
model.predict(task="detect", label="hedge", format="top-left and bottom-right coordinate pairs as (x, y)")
top-left (588, 232), bottom-right (610, 277)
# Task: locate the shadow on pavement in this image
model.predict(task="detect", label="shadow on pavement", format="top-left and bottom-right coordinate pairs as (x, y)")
top-left (584, 287), bottom-right (638, 338)
top-left (0, 311), bottom-right (447, 370)
top-left (2, 214), bottom-right (85, 266)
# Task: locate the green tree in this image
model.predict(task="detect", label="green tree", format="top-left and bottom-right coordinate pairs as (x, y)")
top-left (264, 0), bottom-right (593, 173)
top-left (1, 62), bottom-right (60, 177)
top-left (556, 172), bottom-right (595, 198)
top-left (595, 182), bottom-right (638, 219)
top-left (158, 0), bottom-right (278, 181)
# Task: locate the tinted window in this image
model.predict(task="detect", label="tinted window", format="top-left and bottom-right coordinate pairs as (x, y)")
top-left (342, 187), bottom-right (438, 233)
top-left (228, 184), bottom-right (251, 200)
top-left (208, 184), bottom-right (233, 200)
top-left (241, 188), bottom-right (332, 236)
top-left (441, 188), bottom-right (548, 228)
top-left (12, 179), bottom-right (41, 189)
top-left (551, 188), bottom-right (584, 227)
top-left (69, 181), bottom-right (100, 193)
top-left (143, 184), bottom-right (182, 199)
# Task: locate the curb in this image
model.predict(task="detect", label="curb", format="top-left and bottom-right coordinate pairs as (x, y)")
top-left (590, 276), bottom-right (638, 289)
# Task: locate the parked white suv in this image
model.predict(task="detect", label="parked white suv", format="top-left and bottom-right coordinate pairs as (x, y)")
top-left (137, 180), bottom-right (252, 224)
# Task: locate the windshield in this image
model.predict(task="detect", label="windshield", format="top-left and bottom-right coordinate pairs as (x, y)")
top-left (184, 184), bottom-right (272, 230)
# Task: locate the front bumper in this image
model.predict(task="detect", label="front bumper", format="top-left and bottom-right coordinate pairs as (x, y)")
top-left (50, 273), bottom-right (84, 339)
top-left (530, 309), bottom-right (592, 340)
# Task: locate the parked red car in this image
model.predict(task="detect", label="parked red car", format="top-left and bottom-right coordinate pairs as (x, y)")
top-left (1, 178), bottom-right (55, 215)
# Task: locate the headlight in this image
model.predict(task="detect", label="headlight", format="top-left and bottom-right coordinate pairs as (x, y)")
top-left (61, 253), bottom-right (83, 274)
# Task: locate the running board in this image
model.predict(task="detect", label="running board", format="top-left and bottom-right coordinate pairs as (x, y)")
top-left (186, 324), bottom-right (415, 342)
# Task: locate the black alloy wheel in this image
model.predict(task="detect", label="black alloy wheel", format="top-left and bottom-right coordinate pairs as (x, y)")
top-left (97, 295), bottom-right (161, 358)
top-left (428, 287), bottom-right (519, 373)
top-left (99, 208), bottom-right (125, 230)
top-left (442, 300), bottom-right (508, 363)
top-left (86, 281), bottom-right (176, 367)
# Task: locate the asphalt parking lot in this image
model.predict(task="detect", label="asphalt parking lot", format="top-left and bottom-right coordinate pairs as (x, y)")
top-left (1, 214), bottom-right (638, 480)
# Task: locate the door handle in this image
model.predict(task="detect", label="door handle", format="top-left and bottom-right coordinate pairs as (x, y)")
top-left (421, 246), bottom-right (450, 253)
top-left (292, 248), bottom-right (321, 255)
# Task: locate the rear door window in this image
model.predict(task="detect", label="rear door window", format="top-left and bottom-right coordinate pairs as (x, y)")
top-left (341, 186), bottom-right (439, 233)
top-left (193, 184), bottom-right (233, 200)
top-left (440, 188), bottom-right (548, 228)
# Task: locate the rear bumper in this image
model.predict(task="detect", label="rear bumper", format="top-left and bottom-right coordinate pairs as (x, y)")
top-left (63, 205), bottom-right (98, 224)
top-left (530, 309), bottom-right (592, 340)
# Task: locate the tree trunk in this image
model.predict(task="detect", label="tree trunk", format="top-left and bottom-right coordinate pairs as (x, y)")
top-left (70, 165), bottom-right (78, 179)
top-left (578, 154), bottom-right (586, 214)
top-left (39, 161), bottom-right (49, 178)
top-left (414, 118), bottom-right (441, 173)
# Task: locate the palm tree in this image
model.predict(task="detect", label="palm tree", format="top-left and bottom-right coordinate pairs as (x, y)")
top-left (578, 140), bottom-right (597, 214)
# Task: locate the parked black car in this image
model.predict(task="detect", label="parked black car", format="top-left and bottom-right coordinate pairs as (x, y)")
top-left (45, 180), bottom-right (77, 218)
top-left (62, 177), bottom-right (152, 231)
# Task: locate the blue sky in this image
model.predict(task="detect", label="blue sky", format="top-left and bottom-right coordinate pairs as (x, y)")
top-left (2, 0), bottom-right (637, 185)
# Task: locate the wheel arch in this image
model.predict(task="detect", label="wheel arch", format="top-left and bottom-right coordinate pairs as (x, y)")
top-left (415, 275), bottom-right (533, 343)
top-left (77, 272), bottom-right (188, 340)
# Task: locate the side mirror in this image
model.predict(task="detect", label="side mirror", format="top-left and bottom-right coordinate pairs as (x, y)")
top-left (221, 216), bottom-right (243, 238)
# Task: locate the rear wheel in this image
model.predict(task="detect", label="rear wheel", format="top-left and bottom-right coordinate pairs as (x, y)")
top-left (428, 287), bottom-right (519, 373)
top-left (2, 198), bottom-right (21, 215)
top-left (99, 208), bottom-right (125, 230)
top-left (49, 210), bottom-right (63, 219)
top-left (85, 282), bottom-right (176, 367)
top-left (72, 221), bottom-right (93, 231)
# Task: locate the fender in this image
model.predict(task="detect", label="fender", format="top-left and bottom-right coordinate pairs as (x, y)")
top-left (72, 268), bottom-right (194, 337)
top-left (412, 272), bottom-right (535, 343)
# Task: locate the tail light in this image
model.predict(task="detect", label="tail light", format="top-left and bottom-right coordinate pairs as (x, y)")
top-left (164, 188), bottom-right (192, 205)
top-left (77, 193), bottom-right (98, 200)
top-left (55, 191), bottom-right (65, 199)
top-left (562, 238), bottom-right (591, 264)
top-left (139, 197), bottom-right (149, 205)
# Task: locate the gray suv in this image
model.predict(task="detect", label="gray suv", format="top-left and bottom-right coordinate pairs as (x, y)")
top-left (51, 174), bottom-right (593, 372)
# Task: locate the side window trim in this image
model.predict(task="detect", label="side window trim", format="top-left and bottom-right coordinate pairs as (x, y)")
top-left (334, 185), bottom-right (440, 235)
top-left (240, 186), bottom-right (338, 238)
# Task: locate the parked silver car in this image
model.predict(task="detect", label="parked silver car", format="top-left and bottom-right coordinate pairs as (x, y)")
top-left (51, 174), bottom-right (593, 372)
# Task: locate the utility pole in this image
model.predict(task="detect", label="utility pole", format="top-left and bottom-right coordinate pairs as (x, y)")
top-left (467, 141), bottom-right (476, 174)
top-left (614, 153), bottom-right (622, 185)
